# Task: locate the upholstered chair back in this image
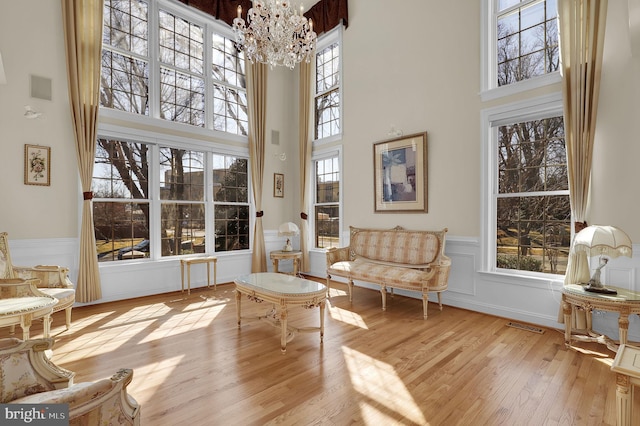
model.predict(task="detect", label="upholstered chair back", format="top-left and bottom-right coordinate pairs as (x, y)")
top-left (0, 232), bottom-right (15, 279)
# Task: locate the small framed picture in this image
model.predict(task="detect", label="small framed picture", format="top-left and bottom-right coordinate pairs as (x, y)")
top-left (24, 144), bottom-right (51, 186)
top-left (274, 173), bottom-right (284, 198)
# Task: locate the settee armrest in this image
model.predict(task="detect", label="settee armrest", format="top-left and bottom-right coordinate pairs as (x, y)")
top-left (13, 368), bottom-right (140, 426)
top-left (426, 254), bottom-right (451, 292)
top-left (326, 247), bottom-right (351, 267)
top-left (0, 278), bottom-right (49, 298)
top-left (0, 337), bottom-right (74, 402)
top-left (14, 265), bottom-right (73, 289)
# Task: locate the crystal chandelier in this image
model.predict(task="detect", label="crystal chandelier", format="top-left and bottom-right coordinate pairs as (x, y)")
top-left (233, 1), bottom-right (317, 70)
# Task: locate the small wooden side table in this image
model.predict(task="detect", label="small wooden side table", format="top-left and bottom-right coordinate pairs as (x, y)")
top-left (562, 284), bottom-right (640, 352)
top-left (611, 344), bottom-right (640, 426)
top-left (270, 250), bottom-right (302, 276)
top-left (180, 256), bottom-right (217, 295)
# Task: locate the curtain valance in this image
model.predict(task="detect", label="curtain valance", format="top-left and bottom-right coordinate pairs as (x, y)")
top-left (178, 0), bottom-right (348, 34)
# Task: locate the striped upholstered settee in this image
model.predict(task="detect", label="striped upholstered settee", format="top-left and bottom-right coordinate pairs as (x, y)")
top-left (325, 226), bottom-right (450, 319)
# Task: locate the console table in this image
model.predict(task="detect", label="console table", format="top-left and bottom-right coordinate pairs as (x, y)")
top-left (562, 284), bottom-right (640, 352)
top-left (180, 256), bottom-right (217, 295)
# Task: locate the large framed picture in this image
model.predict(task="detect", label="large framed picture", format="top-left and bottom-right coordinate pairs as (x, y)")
top-left (373, 132), bottom-right (427, 213)
top-left (24, 144), bottom-right (51, 186)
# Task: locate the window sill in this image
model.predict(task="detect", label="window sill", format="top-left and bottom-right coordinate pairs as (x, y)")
top-left (478, 269), bottom-right (565, 289)
top-left (480, 72), bottom-right (562, 103)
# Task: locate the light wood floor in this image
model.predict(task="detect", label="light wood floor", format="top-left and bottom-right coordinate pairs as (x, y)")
top-left (4, 280), bottom-right (637, 425)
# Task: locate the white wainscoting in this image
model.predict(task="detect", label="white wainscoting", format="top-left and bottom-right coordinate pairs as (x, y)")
top-left (7, 233), bottom-right (640, 341)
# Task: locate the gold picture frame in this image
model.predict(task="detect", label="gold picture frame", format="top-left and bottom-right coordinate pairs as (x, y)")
top-left (373, 132), bottom-right (428, 213)
top-left (274, 173), bottom-right (284, 198)
top-left (24, 144), bottom-right (51, 186)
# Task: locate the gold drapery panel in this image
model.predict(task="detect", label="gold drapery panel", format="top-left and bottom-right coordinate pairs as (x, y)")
top-left (559, 0), bottom-right (608, 287)
top-left (61, 0), bottom-right (104, 302)
top-left (298, 61), bottom-right (313, 272)
top-left (247, 61), bottom-right (268, 272)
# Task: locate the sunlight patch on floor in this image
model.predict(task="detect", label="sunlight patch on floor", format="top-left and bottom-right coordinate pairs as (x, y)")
top-left (128, 354), bottom-right (185, 403)
top-left (359, 402), bottom-right (431, 426)
top-left (137, 304), bottom-right (225, 344)
top-left (343, 346), bottom-right (427, 425)
top-left (329, 306), bottom-right (368, 329)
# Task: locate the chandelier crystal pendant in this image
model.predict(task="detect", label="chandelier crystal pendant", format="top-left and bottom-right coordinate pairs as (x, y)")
top-left (233, 1), bottom-right (317, 70)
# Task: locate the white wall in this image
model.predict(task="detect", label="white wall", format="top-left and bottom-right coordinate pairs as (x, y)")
top-left (1, 0), bottom-right (640, 339)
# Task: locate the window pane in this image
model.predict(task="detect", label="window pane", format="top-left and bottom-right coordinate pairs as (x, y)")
top-left (315, 205), bottom-right (339, 249)
top-left (496, 115), bottom-right (569, 275)
top-left (497, 118), bottom-right (566, 194)
top-left (161, 203), bottom-right (205, 256)
top-left (496, 0), bottom-right (558, 87)
top-left (94, 139), bottom-right (149, 199)
top-left (315, 41), bottom-right (340, 139)
top-left (101, 51), bottom-right (149, 114)
top-left (315, 90), bottom-right (340, 140)
top-left (315, 154), bottom-right (340, 249)
top-left (211, 33), bottom-right (247, 136)
top-left (102, 0), bottom-right (149, 114)
top-left (214, 205), bottom-right (250, 251)
top-left (496, 196), bottom-right (570, 274)
top-left (159, 148), bottom-right (205, 201)
top-left (94, 202), bottom-right (150, 262)
top-left (160, 68), bottom-right (205, 126)
top-left (159, 9), bottom-right (203, 74)
top-left (212, 155), bottom-right (248, 203)
top-left (316, 158), bottom-right (339, 203)
top-left (212, 84), bottom-right (248, 135)
top-left (103, 0), bottom-right (148, 55)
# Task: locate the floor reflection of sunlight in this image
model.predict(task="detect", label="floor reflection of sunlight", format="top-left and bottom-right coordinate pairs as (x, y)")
top-left (329, 306), bottom-right (368, 329)
top-left (343, 347), bottom-right (427, 425)
top-left (138, 304), bottom-right (225, 344)
top-left (130, 354), bottom-right (184, 404)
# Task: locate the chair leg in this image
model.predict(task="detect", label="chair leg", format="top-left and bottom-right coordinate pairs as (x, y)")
top-left (65, 307), bottom-right (72, 330)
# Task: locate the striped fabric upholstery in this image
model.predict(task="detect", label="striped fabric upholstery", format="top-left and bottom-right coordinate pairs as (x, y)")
top-left (325, 226), bottom-right (450, 319)
top-left (349, 228), bottom-right (440, 266)
top-left (331, 259), bottom-right (431, 287)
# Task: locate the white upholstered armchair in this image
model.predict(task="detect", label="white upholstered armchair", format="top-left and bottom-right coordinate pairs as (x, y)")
top-left (0, 337), bottom-right (140, 425)
top-left (0, 232), bottom-right (75, 330)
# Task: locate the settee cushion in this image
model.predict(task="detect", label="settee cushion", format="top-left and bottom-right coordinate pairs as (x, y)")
top-left (0, 351), bottom-right (54, 403)
top-left (350, 228), bottom-right (440, 265)
top-left (38, 287), bottom-right (75, 306)
top-left (328, 259), bottom-right (431, 289)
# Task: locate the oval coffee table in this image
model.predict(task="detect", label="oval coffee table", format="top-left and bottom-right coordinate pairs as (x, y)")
top-left (234, 272), bottom-right (327, 354)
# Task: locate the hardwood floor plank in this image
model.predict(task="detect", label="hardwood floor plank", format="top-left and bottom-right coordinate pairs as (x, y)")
top-left (0, 280), bottom-right (633, 425)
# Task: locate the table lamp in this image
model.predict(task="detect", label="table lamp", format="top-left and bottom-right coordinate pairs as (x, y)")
top-left (571, 225), bottom-right (632, 294)
top-left (278, 222), bottom-right (299, 252)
